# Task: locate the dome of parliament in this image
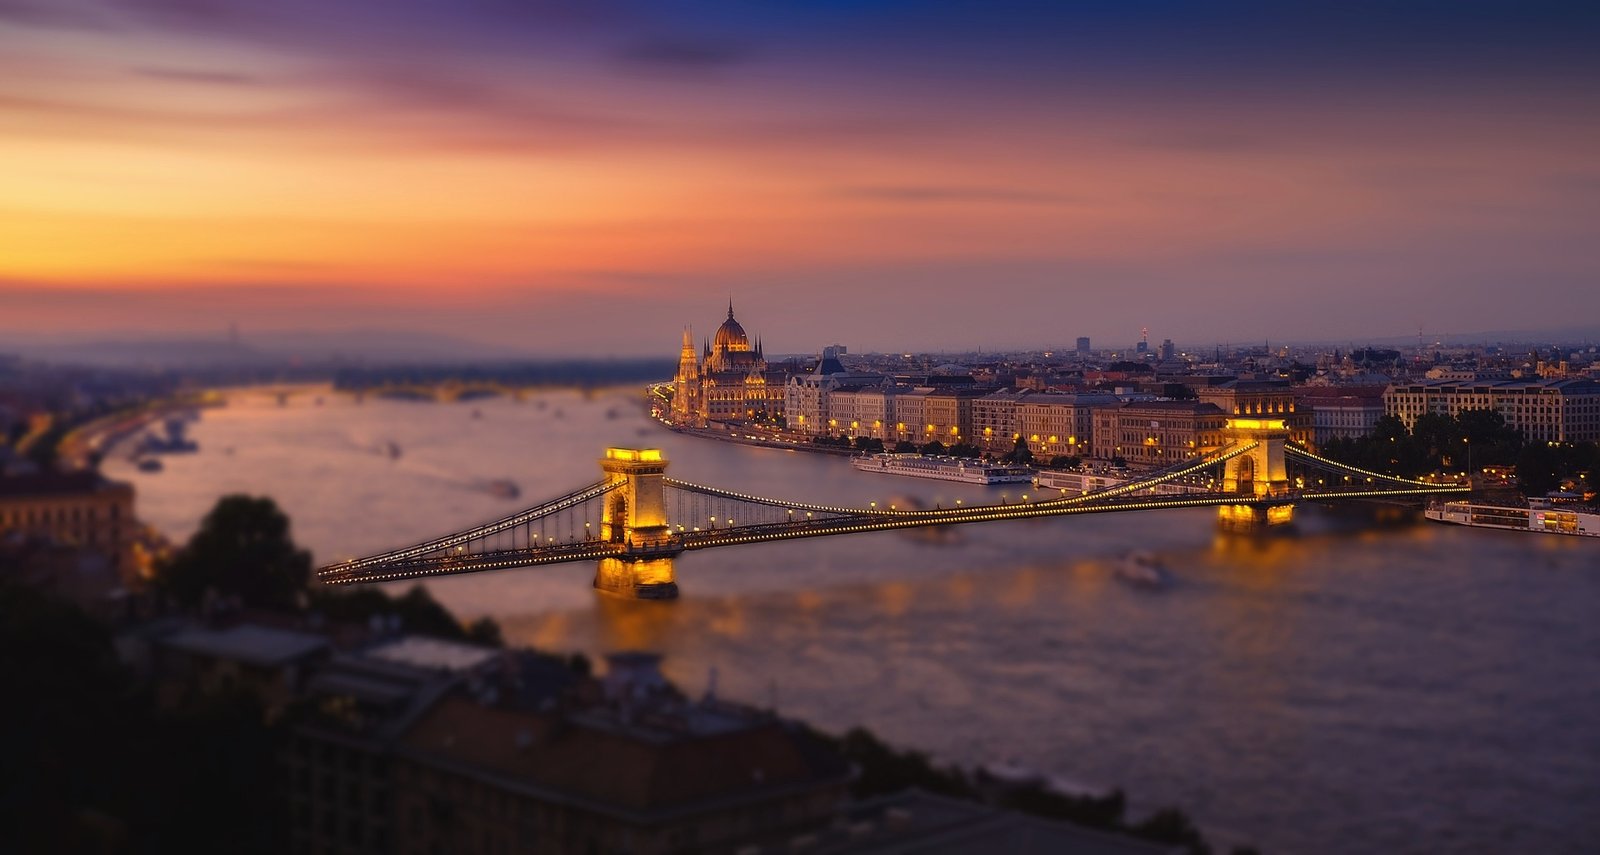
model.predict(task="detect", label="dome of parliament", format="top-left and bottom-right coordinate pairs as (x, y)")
top-left (712, 304), bottom-right (751, 352)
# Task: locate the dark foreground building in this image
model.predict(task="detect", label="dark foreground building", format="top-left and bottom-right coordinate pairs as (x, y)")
top-left (286, 647), bottom-right (849, 855)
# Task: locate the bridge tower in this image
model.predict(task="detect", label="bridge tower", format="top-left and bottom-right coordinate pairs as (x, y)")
top-left (594, 448), bottom-right (680, 599)
top-left (1218, 418), bottom-right (1295, 531)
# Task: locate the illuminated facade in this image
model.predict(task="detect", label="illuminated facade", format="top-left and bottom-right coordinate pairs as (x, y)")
top-left (973, 389), bottom-right (1030, 454)
top-left (1091, 401), bottom-right (1227, 467)
top-left (1297, 386), bottom-right (1387, 444)
top-left (1015, 393), bottom-right (1119, 459)
top-left (1384, 378), bottom-right (1600, 443)
top-left (1198, 379), bottom-right (1313, 448)
top-left (671, 303), bottom-right (787, 426)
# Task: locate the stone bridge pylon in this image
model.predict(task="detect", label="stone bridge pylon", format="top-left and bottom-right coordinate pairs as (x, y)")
top-left (1218, 417), bottom-right (1295, 532)
top-left (594, 447), bottom-right (680, 599)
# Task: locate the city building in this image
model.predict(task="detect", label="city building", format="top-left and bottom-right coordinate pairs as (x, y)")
top-left (973, 389), bottom-right (1032, 454)
top-left (1296, 386), bottom-right (1387, 444)
top-left (920, 388), bottom-right (985, 446)
top-left (1091, 401), bottom-right (1227, 467)
top-left (288, 649), bottom-right (850, 855)
top-left (1383, 378), bottom-right (1600, 443)
top-left (671, 303), bottom-right (788, 426)
top-left (0, 469), bottom-right (139, 582)
top-left (1075, 336), bottom-right (1092, 356)
top-left (784, 355), bottom-right (884, 435)
top-left (1016, 392), bottom-right (1120, 460)
top-left (1197, 379), bottom-right (1314, 448)
top-left (818, 790), bottom-right (1181, 855)
top-left (827, 384), bottom-right (899, 440)
top-left (153, 623), bottom-right (331, 710)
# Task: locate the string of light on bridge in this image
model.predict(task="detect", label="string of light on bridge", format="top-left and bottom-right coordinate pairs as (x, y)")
top-left (317, 437), bottom-right (1468, 587)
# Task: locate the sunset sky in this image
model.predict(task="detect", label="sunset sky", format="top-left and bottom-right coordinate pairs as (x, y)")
top-left (3, 1), bottom-right (1598, 355)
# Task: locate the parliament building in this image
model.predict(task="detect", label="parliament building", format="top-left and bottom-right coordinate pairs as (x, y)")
top-left (672, 303), bottom-right (787, 426)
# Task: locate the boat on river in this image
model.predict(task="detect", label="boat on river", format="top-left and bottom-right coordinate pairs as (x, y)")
top-left (851, 453), bottom-right (1033, 485)
top-left (1425, 499), bottom-right (1600, 537)
top-left (1113, 550), bottom-right (1169, 589)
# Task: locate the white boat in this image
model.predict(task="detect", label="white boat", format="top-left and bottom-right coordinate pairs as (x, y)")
top-left (851, 453), bottom-right (1034, 485)
top-left (1425, 500), bottom-right (1600, 537)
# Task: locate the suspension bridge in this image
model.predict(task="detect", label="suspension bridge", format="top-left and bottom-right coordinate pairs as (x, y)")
top-left (316, 417), bottom-right (1466, 598)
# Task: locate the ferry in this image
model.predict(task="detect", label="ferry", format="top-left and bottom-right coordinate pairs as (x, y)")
top-left (1425, 500), bottom-right (1600, 537)
top-left (851, 453), bottom-right (1034, 485)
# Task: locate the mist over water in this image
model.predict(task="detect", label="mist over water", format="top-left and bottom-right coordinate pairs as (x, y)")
top-left (110, 388), bottom-right (1600, 854)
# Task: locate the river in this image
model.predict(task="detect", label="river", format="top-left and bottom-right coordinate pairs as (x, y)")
top-left (105, 387), bottom-right (1600, 854)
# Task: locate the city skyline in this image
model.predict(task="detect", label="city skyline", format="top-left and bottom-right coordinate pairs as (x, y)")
top-left (4, 2), bottom-right (1599, 354)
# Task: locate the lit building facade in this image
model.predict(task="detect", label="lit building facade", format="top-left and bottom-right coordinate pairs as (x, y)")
top-left (671, 304), bottom-right (787, 426)
top-left (1297, 386), bottom-right (1387, 444)
top-left (973, 389), bottom-right (1031, 454)
top-left (1383, 379), bottom-right (1600, 443)
top-left (1091, 401), bottom-right (1227, 467)
top-left (1198, 379), bottom-right (1313, 448)
top-left (827, 385), bottom-right (898, 440)
top-left (921, 389), bottom-right (983, 445)
top-left (1016, 393), bottom-right (1120, 459)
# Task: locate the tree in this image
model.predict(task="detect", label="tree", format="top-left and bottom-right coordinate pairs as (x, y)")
top-left (893, 440), bottom-right (918, 453)
top-left (1005, 437), bottom-right (1034, 465)
top-left (1048, 455), bottom-right (1081, 469)
top-left (920, 440), bottom-right (946, 455)
top-left (1412, 412), bottom-right (1462, 468)
top-left (156, 495), bottom-right (311, 610)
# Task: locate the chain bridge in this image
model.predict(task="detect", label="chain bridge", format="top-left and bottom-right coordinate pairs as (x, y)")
top-left (316, 418), bottom-right (1466, 598)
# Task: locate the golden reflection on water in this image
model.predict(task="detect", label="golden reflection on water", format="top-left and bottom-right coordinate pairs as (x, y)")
top-left (995, 565), bottom-right (1040, 608)
top-left (943, 573), bottom-right (976, 607)
top-left (591, 595), bottom-right (680, 650)
top-left (1209, 530), bottom-right (1298, 591)
top-left (705, 599), bottom-right (750, 640)
top-left (877, 580), bottom-right (915, 618)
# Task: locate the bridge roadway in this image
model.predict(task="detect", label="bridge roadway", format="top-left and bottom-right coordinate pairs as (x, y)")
top-left (317, 484), bottom-right (1456, 586)
top-left (316, 432), bottom-right (1469, 590)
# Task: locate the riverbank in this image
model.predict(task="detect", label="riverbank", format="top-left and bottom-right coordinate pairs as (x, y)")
top-left (53, 392), bottom-right (224, 470)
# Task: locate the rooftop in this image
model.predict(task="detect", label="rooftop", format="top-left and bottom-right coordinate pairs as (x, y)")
top-left (1115, 401), bottom-right (1225, 414)
top-left (364, 635), bottom-right (501, 674)
top-left (814, 790), bottom-right (1179, 855)
top-left (0, 470), bottom-right (131, 499)
top-left (399, 695), bottom-right (848, 819)
top-left (162, 623), bottom-right (329, 668)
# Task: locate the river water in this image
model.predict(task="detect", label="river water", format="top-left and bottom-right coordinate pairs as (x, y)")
top-left (106, 388), bottom-right (1600, 854)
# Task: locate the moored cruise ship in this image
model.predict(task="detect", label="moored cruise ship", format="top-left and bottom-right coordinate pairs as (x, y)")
top-left (1425, 500), bottom-right (1600, 537)
top-left (851, 453), bottom-right (1034, 485)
